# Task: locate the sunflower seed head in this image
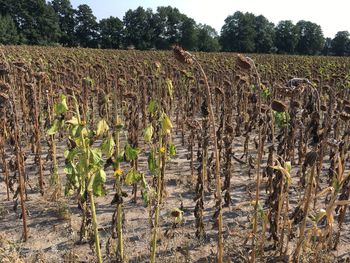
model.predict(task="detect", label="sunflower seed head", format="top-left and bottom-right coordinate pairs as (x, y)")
top-left (172, 45), bottom-right (193, 65)
top-left (236, 54), bottom-right (253, 71)
top-left (271, 100), bottom-right (287, 113)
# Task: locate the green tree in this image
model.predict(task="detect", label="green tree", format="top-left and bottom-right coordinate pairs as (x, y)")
top-left (179, 16), bottom-right (197, 50)
top-left (123, 7), bottom-right (154, 50)
top-left (254, 15), bottom-right (275, 53)
top-left (75, 4), bottom-right (99, 48)
top-left (7, 0), bottom-right (61, 45)
top-left (331, 31), bottom-right (350, 56)
top-left (0, 0), bottom-right (13, 16)
top-left (50, 0), bottom-right (76, 46)
top-left (0, 14), bottom-right (19, 44)
top-left (275, 20), bottom-right (299, 54)
top-left (220, 11), bottom-right (256, 52)
top-left (295, 20), bottom-right (324, 55)
top-left (99, 16), bottom-right (123, 49)
top-left (153, 6), bottom-right (183, 49)
top-left (196, 24), bottom-right (220, 52)
top-left (322, 37), bottom-right (332, 56)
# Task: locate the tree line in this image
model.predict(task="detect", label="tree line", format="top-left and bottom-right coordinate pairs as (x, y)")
top-left (0, 0), bottom-right (349, 56)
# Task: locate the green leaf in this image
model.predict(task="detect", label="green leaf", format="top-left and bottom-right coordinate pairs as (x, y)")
top-left (140, 173), bottom-right (148, 188)
top-left (93, 184), bottom-right (105, 196)
top-left (64, 184), bottom-right (74, 196)
top-left (89, 148), bottom-right (103, 166)
top-left (68, 123), bottom-right (79, 137)
top-left (87, 173), bottom-right (95, 192)
top-left (116, 151), bottom-right (125, 163)
top-left (142, 190), bottom-right (150, 205)
top-left (65, 147), bottom-right (82, 161)
top-left (66, 116), bottom-right (79, 125)
top-left (88, 169), bottom-right (107, 196)
top-left (64, 149), bottom-right (70, 159)
top-left (47, 119), bottom-right (63, 135)
top-left (70, 124), bottom-right (88, 138)
top-left (80, 127), bottom-right (88, 137)
top-left (97, 169), bottom-right (106, 183)
top-left (54, 94), bottom-right (68, 115)
top-left (115, 123), bottom-right (124, 131)
top-left (169, 143), bottom-right (176, 158)
top-left (64, 162), bottom-right (79, 195)
top-left (140, 174), bottom-right (152, 205)
top-left (273, 111), bottom-right (289, 129)
top-left (143, 124), bottom-right (154, 143)
top-left (96, 119), bottom-right (109, 137)
top-left (79, 179), bottom-right (86, 197)
top-left (64, 162), bottom-right (76, 175)
top-left (160, 112), bottom-right (173, 134)
top-left (148, 99), bottom-right (157, 114)
top-left (261, 84), bottom-right (270, 99)
top-left (148, 151), bottom-right (157, 175)
top-left (83, 77), bottom-right (94, 87)
top-left (284, 161), bottom-right (291, 174)
top-left (125, 168), bottom-right (142, 185)
top-left (101, 134), bottom-right (115, 158)
top-left (125, 143), bottom-right (140, 161)
top-left (165, 78), bottom-right (173, 97)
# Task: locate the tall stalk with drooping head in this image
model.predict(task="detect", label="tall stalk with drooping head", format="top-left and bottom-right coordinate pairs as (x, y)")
top-left (46, 87), bottom-right (61, 201)
top-left (149, 109), bottom-right (173, 263)
top-left (293, 151), bottom-right (318, 261)
top-left (0, 85), bottom-right (10, 201)
top-left (234, 54), bottom-right (263, 262)
top-left (172, 45), bottom-right (224, 263)
top-left (0, 51), bottom-right (28, 241)
top-left (112, 98), bottom-right (124, 261)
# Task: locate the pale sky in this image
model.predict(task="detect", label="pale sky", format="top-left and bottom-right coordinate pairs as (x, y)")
top-left (71, 0), bottom-right (350, 38)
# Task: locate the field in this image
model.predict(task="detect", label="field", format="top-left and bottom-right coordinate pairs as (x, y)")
top-left (0, 45), bottom-right (350, 263)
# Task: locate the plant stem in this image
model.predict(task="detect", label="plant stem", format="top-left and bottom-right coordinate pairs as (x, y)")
top-left (0, 136), bottom-right (10, 201)
top-left (47, 91), bottom-right (60, 193)
top-left (89, 191), bottom-right (102, 263)
top-left (115, 114), bottom-right (124, 261)
top-left (193, 57), bottom-right (224, 263)
top-left (74, 93), bottom-right (102, 263)
top-left (117, 201), bottom-right (124, 261)
top-left (2, 52), bottom-right (28, 240)
top-left (250, 58), bottom-right (263, 263)
top-left (34, 85), bottom-right (44, 195)
top-left (151, 136), bottom-right (164, 263)
top-left (13, 97), bottom-right (28, 241)
top-left (293, 164), bottom-right (316, 261)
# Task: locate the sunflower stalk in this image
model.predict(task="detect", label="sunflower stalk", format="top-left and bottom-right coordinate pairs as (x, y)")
top-left (172, 46), bottom-right (225, 263)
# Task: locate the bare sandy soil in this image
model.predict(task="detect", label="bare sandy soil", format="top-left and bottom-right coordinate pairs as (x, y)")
top-left (1, 124), bottom-right (350, 263)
